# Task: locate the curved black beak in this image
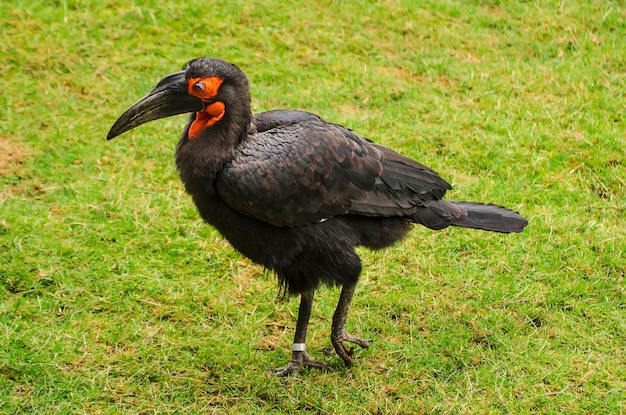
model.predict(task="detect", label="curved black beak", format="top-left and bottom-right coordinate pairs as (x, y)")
top-left (107, 70), bottom-right (203, 140)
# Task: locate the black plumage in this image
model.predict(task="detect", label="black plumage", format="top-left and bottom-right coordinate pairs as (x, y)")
top-left (108, 58), bottom-right (528, 375)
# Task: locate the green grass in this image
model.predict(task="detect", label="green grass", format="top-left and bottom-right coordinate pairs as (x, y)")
top-left (1, 0), bottom-right (625, 413)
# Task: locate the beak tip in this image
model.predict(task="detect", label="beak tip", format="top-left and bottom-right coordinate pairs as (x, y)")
top-left (107, 125), bottom-right (123, 140)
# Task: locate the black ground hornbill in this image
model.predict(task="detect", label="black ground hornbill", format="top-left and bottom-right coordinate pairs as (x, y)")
top-left (108, 58), bottom-right (528, 376)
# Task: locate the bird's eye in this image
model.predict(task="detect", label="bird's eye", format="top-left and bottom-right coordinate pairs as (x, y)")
top-left (193, 81), bottom-right (205, 92)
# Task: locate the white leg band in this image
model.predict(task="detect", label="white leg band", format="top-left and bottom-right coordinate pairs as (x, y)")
top-left (292, 343), bottom-right (306, 352)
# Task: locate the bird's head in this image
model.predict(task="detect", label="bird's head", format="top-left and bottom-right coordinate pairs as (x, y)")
top-left (107, 58), bottom-right (250, 140)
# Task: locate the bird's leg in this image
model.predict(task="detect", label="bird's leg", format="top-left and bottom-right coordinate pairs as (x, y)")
top-left (273, 290), bottom-right (327, 376)
top-left (331, 282), bottom-right (371, 366)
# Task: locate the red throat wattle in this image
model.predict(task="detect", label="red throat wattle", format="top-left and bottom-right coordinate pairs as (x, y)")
top-left (188, 101), bottom-right (225, 139)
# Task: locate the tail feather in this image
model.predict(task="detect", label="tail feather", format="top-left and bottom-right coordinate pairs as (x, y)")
top-left (447, 201), bottom-right (528, 233)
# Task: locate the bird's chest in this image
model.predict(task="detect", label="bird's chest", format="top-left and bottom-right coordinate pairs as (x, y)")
top-left (189, 189), bottom-right (304, 269)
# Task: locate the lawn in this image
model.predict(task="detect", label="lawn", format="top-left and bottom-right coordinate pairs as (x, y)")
top-left (1, 0), bottom-right (625, 413)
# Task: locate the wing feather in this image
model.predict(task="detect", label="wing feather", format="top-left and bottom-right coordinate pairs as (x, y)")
top-left (217, 115), bottom-right (452, 227)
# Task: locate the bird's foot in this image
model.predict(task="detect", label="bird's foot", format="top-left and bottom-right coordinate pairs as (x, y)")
top-left (273, 351), bottom-right (327, 377)
top-left (331, 329), bottom-right (372, 366)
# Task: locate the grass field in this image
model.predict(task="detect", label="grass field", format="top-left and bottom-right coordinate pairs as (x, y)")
top-left (1, 0), bottom-right (625, 413)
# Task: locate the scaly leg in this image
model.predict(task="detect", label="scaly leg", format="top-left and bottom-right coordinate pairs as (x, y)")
top-left (330, 282), bottom-right (371, 366)
top-left (273, 290), bottom-right (327, 376)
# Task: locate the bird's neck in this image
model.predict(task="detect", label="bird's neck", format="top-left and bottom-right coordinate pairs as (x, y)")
top-left (175, 110), bottom-right (250, 198)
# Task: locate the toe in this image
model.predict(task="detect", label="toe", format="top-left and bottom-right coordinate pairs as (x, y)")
top-left (341, 329), bottom-right (372, 348)
top-left (272, 351), bottom-right (327, 376)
